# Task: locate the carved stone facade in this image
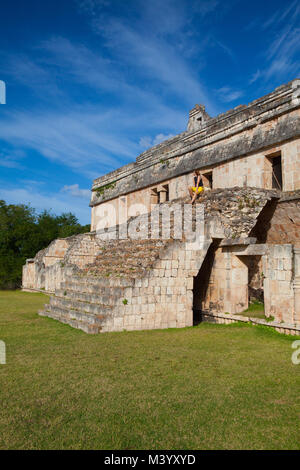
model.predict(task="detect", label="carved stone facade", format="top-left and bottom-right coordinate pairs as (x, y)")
top-left (23, 79), bottom-right (300, 334)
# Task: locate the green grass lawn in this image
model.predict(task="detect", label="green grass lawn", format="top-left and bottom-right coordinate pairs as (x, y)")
top-left (0, 290), bottom-right (299, 450)
top-left (239, 300), bottom-right (266, 319)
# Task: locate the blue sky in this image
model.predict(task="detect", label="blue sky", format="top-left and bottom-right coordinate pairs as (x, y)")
top-left (0, 0), bottom-right (299, 224)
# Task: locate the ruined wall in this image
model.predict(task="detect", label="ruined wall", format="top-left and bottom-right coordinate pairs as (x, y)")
top-left (251, 194), bottom-right (300, 246)
top-left (44, 263), bottom-right (65, 293)
top-left (197, 247), bottom-right (249, 315)
top-left (264, 197), bottom-right (300, 246)
top-left (282, 140), bottom-right (300, 191)
top-left (264, 245), bottom-right (294, 323)
top-left (22, 260), bottom-right (38, 290)
top-left (22, 233), bottom-right (101, 293)
top-left (43, 239), bottom-right (69, 267)
top-left (64, 233), bottom-right (101, 268)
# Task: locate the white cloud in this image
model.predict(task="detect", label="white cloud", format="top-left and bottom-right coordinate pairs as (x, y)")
top-left (86, 0), bottom-right (219, 115)
top-left (0, 149), bottom-right (26, 169)
top-left (0, 35), bottom-right (191, 179)
top-left (61, 184), bottom-right (90, 198)
top-left (249, 70), bottom-right (261, 85)
top-left (216, 87), bottom-right (243, 103)
top-left (98, 21), bottom-right (217, 114)
top-left (139, 133), bottom-right (175, 150)
top-left (249, 4), bottom-right (300, 84)
top-left (0, 156), bottom-right (22, 169)
top-left (264, 25), bottom-right (300, 80)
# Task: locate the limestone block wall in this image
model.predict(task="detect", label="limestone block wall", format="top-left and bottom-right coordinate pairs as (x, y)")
top-left (264, 244), bottom-right (294, 323)
top-left (44, 263), bottom-right (65, 293)
top-left (22, 260), bottom-right (37, 290)
top-left (64, 233), bottom-right (101, 268)
top-left (43, 239), bottom-right (70, 268)
top-left (101, 239), bottom-right (211, 332)
top-left (22, 233), bottom-right (101, 293)
top-left (293, 247), bottom-right (300, 324)
top-left (213, 138), bottom-right (300, 191)
top-left (260, 197), bottom-right (300, 246)
top-left (199, 247), bottom-right (249, 315)
top-left (282, 140), bottom-right (300, 191)
top-left (91, 188), bottom-right (151, 230)
top-left (196, 242), bottom-right (299, 324)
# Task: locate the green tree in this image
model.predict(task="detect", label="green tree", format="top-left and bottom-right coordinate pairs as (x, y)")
top-left (0, 200), bottom-right (90, 289)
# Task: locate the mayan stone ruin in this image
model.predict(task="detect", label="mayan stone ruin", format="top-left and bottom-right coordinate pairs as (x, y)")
top-left (22, 79), bottom-right (300, 335)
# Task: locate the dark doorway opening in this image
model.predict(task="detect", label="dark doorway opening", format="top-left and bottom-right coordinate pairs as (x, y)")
top-left (202, 171), bottom-right (213, 189)
top-left (241, 255), bottom-right (264, 303)
top-left (162, 184), bottom-right (169, 202)
top-left (270, 154), bottom-right (282, 190)
top-left (192, 240), bottom-right (219, 325)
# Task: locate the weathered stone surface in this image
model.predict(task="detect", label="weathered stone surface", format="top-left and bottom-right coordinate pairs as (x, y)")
top-left (90, 80), bottom-right (300, 206)
top-left (23, 79), bottom-right (300, 332)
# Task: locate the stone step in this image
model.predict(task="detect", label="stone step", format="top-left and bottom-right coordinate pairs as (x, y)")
top-left (86, 266), bottom-right (146, 277)
top-left (56, 284), bottom-right (127, 295)
top-left (40, 308), bottom-right (101, 334)
top-left (41, 304), bottom-right (108, 327)
top-left (97, 252), bottom-right (158, 266)
top-left (49, 296), bottom-right (113, 315)
top-left (62, 276), bottom-right (135, 288)
top-left (55, 288), bottom-right (126, 305)
top-left (60, 281), bottom-right (133, 296)
top-left (97, 244), bottom-right (164, 255)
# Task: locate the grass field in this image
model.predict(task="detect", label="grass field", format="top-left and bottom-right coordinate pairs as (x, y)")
top-left (240, 300), bottom-right (267, 319)
top-left (0, 290), bottom-right (299, 450)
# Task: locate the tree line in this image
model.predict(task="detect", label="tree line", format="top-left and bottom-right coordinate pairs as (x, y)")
top-left (0, 200), bottom-right (90, 289)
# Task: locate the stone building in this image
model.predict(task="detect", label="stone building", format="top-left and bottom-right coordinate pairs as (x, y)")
top-left (23, 79), bottom-right (300, 334)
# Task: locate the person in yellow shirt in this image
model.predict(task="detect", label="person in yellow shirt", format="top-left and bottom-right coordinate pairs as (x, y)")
top-left (189, 170), bottom-right (204, 204)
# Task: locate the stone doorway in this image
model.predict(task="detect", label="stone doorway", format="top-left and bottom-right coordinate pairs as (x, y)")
top-left (192, 240), bottom-right (219, 325)
top-left (236, 254), bottom-right (265, 317)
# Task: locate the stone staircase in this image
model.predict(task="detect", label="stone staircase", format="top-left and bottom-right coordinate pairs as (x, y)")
top-left (39, 275), bottom-right (136, 333)
top-left (38, 188), bottom-right (279, 333)
top-left (86, 238), bottom-right (170, 277)
top-left (39, 234), bottom-right (175, 333)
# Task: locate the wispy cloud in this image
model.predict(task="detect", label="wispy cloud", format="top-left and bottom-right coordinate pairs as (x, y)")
top-left (247, 2), bottom-right (300, 85)
top-left (249, 69), bottom-right (262, 85)
top-left (264, 25), bottom-right (300, 80)
top-left (262, 1), bottom-right (299, 30)
top-left (61, 184), bottom-right (90, 198)
top-left (216, 86), bottom-right (243, 103)
top-left (1, 27), bottom-right (199, 180)
top-left (0, 0), bottom-right (223, 186)
top-left (139, 133), bottom-right (175, 150)
top-left (0, 149), bottom-right (26, 169)
top-left (83, 0), bottom-right (219, 114)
